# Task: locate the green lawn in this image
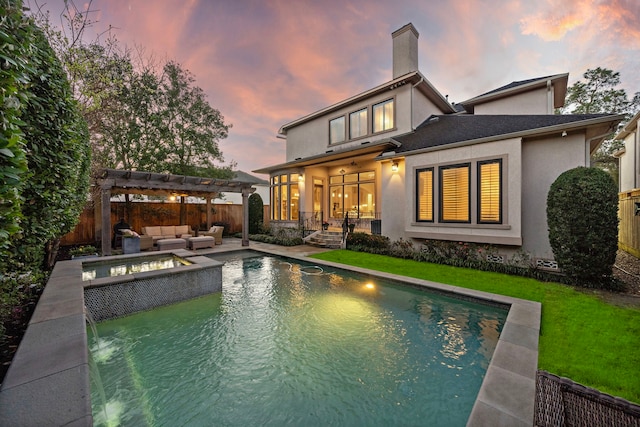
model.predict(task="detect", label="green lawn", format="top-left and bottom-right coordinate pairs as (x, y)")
top-left (310, 250), bottom-right (640, 404)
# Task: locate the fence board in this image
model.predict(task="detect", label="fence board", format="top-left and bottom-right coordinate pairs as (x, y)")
top-left (618, 190), bottom-right (640, 258)
top-left (60, 202), bottom-right (269, 246)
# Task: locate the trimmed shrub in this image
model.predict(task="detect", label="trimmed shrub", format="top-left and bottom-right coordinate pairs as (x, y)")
top-left (547, 167), bottom-right (619, 288)
top-left (346, 232), bottom-right (390, 252)
top-left (248, 193), bottom-right (264, 234)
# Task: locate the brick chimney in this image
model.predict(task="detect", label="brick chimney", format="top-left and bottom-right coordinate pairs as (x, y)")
top-left (392, 23), bottom-right (419, 79)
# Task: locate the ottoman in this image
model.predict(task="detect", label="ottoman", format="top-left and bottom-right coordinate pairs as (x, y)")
top-left (157, 238), bottom-right (187, 250)
top-left (188, 236), bottom-right (215, 250)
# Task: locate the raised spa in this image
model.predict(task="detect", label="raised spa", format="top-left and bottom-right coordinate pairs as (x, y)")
top-left (82, 254), bottom-right (191, 281)
top-left (88, 253), bottom-right (507, 426)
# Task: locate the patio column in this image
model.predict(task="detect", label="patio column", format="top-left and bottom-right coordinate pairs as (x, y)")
top-left (101, 187), bottom-right (112, 256)
top-left (206, 197), bottom-right (212, 230)
top-left (242, 188), bottom-right (251, 246)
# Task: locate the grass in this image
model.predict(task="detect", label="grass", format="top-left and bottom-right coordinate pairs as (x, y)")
top-left (309, 250), bottom-right (640, 404)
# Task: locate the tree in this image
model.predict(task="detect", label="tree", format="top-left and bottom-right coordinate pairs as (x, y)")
top-left (0, 0), bottom-right (32, 257)
top-left (33, 2), bottom-right (235, 180)
top-left (547, 167), bottom-right (619, 288)
top-left (158, 61), bottom-right (232, 177)
top-left (6, 23), bottom-right (91, 272)
top-left (561, 67), bottom-right (640, 183)
top-left (248, 193), bottom-right (264, 234)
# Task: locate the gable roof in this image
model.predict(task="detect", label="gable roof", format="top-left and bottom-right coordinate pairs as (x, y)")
top-left (278, 71), bottom-right (456, 135)
top-left (387, 114), bottom-right (623, 156)
top-left (614, 110), bottom-right (640, 140)
top-left (460, 73), bottom-right (569, 112)
top-left (233, 170), bottom-right (269, 185)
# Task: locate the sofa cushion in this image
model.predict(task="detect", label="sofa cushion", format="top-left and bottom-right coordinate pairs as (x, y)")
top-left (161, 226), bottom-right (176, 236)
top-left (175, 225), bottom-right (190, 236)
top-left (144, 226), bottom-right (162, 236)
top-left (209, 226), bottom-right (220, 233)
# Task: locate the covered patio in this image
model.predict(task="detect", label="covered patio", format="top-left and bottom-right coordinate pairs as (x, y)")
top-left (96, 168), bottom-right (257, 255)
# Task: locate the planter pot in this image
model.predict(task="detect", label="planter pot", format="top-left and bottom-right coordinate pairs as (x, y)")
top-left (322, 224), bottom-right (329, 231)
top-left (122, 237), bottom-right (140, 254)
top-left (348, 224), bottom-right (355, 233)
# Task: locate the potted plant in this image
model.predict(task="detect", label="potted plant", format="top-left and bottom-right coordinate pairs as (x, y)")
top-left (122, 230), bottom-right (141, 254)
top-left (70, 245), bottom-right (99, 259)
top-left (348, 223), bottom-right (355, 233)
top-left (322, 222), bottom-right (329, 231)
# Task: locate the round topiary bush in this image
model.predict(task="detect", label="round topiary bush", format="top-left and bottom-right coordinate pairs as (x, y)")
top-left (248, 193), bottom-right (264, 234)
top-left (546, 166), bottom-right (619, 288)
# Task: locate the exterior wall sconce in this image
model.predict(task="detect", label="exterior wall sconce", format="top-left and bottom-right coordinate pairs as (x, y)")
top-left (391, 161), bottom-right (399, 173)
top-left (298, 174), bottom-right (304, 182)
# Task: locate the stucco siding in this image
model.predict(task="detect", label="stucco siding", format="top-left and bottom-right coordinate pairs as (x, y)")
top-left (475, 87), bottom-right (550, 115)
top-left (521, 134), bottom-right (587, 259)
top-left (618, 127), bottom-right (638, 192)
top-left (391, 138), bottom-right (523, 246)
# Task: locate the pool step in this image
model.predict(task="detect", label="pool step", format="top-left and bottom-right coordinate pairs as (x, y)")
top-left (307, 231), bottom-right (344, 249)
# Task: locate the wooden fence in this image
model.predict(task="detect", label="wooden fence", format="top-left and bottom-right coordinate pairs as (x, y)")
top-left (619, 189), bottom-right (640, 258)
top-left (60, 202), bottom-right (270, 246)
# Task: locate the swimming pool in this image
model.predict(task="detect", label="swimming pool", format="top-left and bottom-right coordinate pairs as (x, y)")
top-left (89, 252), bottom-right (507, 426)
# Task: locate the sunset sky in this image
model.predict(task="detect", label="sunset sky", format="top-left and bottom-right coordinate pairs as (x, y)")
top-left (30, 0), bottom-right (640, 177)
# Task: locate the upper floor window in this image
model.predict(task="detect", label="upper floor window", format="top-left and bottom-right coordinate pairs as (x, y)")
top-left (373, 99), bottom-right (394, 133)
top-left (330, 117), bottom-right (345, 144)
top-left (349, 108), bottom-right (367, 139)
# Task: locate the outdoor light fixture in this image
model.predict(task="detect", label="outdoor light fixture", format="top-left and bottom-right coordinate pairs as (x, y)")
top-left (391, 161), bottom-right (399, 173)
top-left (339, 169), bottom-right (346, 175)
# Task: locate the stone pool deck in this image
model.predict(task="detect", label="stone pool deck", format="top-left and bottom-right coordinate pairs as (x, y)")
top-left (0, 238), bottom-right (540, 426)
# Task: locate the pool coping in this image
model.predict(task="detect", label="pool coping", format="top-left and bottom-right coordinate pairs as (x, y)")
top-left (0, 247), bottom-right (540, 426)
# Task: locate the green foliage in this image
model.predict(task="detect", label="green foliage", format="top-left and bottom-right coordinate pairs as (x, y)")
top-left (345, 234), bottom-right (572, 285)
top-left (562, 68), bottom-right (636, 115)
top-left (2, 20), bottom-right (91, 273)
top-left (159, 61), bottom-right (232, 175)
top-left (547, 167), bottom-right (619, 288)
top-left (248, 193), bottom-right (264, 234)
top-left (248, 233), bottom-right (303, 246)
top-left (346, 232), bottom-right (390, 252)
top-left (33, 5), bottom-right (234, 178)
top-left (561, 67), bottom-right (640, 184)
top-left (69, 245), bottom-right (97, 257)
top-left (0, 271), bottom-right (45, 338)
top-left (0, 0), bottom-right (32, 257)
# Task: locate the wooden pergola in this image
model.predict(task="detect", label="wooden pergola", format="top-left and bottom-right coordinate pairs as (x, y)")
top-left (96, 168), bottom-right (256, 255)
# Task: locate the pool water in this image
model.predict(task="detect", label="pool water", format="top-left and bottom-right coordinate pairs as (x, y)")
top-left (82, 254), bottom-right (191, 281)
top-left (88, 254), bottom-right (506, 426)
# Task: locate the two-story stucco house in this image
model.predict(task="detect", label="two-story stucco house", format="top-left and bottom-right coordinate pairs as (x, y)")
top-left (255, 23), bottom-right (622, 266)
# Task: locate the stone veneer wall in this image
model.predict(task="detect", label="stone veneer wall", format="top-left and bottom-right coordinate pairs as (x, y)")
top-left (85, 263), bottom-right (221, 321)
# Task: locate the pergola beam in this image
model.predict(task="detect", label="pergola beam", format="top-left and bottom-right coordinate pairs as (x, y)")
top-left (96, 168), bottom-right (256, 255)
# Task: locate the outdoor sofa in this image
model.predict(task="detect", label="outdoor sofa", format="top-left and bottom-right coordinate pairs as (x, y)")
top-left (141, 225), bottom-right (193, 245)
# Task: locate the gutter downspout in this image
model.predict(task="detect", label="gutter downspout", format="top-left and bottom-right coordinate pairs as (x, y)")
top-left (547, 79), bottom-right (553, 114)
top-left (411, 77), bottom-right (424, 130)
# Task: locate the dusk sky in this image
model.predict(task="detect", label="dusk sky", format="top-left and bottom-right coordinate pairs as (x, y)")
top-left (31, 0), bottom-right (640, 178)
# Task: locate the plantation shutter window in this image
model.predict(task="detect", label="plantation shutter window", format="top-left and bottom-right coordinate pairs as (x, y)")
top-left (478, 160), bottom-right (502, 223)
top-left (440, 164), bottom-right (470, 223)
top-left (416, 168), bottom-right (434, 222)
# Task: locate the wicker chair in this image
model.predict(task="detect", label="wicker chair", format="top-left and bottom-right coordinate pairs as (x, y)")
top-left (203, 226), bottom-right (224, 245)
